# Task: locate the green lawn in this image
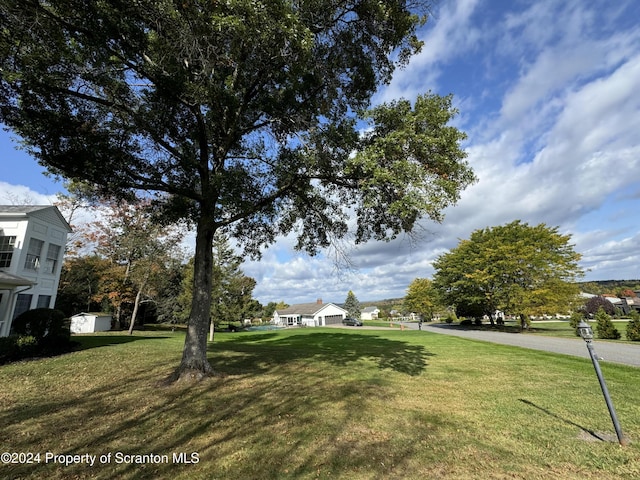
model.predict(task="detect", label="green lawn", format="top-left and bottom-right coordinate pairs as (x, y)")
top-left (1, 327), bottom-right (639, 479)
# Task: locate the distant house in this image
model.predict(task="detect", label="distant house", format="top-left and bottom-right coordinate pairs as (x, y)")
top-left (361, 306), bottom-right (380, 320)
top-left (70, 313), bottom-right (113, 333)
top-left (620, 297), bottom-right (640, 315)
top-left (0, 205), bottom-right (71, 337)
top-left (273, 299), bottom-right (348, 327)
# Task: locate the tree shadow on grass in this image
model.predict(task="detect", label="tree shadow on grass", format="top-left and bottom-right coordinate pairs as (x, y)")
top-left (209, 330), bottom-right (435, 376)
top-left (0, 331), bottom-right (510, 480)
top-left (72, 334), bottom-right (169, 351)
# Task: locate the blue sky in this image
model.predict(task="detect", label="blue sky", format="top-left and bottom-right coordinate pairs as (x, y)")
top-left (2, 0), bottom-right (639, 305)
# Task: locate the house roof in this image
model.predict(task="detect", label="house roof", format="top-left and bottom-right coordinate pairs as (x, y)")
top-left (276, 302), bottom-right (346, 316)
top-left (0, 205), bottom-right (72, 232)
top-left (362, 306), bottom-right (379, 313)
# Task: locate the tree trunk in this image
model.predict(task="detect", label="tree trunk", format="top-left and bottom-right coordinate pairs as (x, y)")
top-left (128, 287), bottom-right (144, 335)
top-left (172, 213), bottom-right (216, 381)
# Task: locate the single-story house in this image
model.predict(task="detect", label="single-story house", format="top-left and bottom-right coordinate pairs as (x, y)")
top-left (70, 312), bottom-right (113, 333)
top-left (361, 306), bottom-right (380, 320)
top-left (273, 300), bottom-right (348, 327)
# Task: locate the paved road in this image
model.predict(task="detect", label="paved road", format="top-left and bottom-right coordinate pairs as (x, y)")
top-left (406, 322), bottom-right (640, 368)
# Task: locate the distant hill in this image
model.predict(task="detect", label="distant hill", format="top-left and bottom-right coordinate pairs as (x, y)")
top-left (577, 280), bottom-right (640, 295)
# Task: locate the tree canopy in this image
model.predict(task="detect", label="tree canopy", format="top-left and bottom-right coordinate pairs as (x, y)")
top-left (432, 221), bottom-right (583, 325)
top-left (0, 0), bottom-right (475, 380)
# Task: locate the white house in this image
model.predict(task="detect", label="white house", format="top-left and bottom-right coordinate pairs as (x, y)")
top-left (70, 313), bottom-right (113, 333)
top-left (0, 205), bottom-right (71, 337)
top-left (273, 300), bottom-right (348, 327)
top-left (361, 306), bottom-right (380, 320)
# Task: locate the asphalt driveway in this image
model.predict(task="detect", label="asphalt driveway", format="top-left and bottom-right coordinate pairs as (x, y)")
top-left (413, 322), bottom-right (640, 368)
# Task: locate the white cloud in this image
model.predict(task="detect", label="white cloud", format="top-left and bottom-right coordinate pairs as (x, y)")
top-left (0, 181), bottom-right (58, 205)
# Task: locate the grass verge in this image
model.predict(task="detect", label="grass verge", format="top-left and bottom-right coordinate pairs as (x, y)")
top-left (1, 328), bottom-right (639, 479)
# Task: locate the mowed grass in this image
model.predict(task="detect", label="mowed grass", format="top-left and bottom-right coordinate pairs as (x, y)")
top-left (1, 327), bottom-right (640, 479)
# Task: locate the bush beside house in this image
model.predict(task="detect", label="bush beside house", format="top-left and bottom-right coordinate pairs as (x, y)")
top-left (1, 308), bottom-right (75, 364)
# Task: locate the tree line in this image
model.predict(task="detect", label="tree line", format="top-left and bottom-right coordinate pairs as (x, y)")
top-left (55, 197), bottom-right (270, 331)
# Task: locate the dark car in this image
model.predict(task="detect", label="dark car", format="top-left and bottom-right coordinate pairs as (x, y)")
top-left (342, 317), bottom-right (362, 326)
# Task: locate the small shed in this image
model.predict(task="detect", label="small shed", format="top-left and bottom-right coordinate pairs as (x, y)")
top-left (70, 312), bottom-right (112, 333)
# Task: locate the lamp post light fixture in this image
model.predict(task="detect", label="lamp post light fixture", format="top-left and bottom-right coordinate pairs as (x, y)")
top-left (577, 320), bottom-right (627, 446)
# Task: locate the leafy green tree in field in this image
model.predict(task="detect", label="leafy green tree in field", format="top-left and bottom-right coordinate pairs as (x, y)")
top-left (344, 291), bottom-right (361, 320)
top-left (404, 278), bottom-right (438, 321)
top-left (0, 0), bottom-right (475, 380)
top-left (626, 310), bottom-right (640, 341)
top-left (595, 307), bottom-right (620, 340)
top-left (432, 221), bottom-right (583, 329)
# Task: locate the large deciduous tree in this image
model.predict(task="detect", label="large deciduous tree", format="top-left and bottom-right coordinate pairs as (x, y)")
top-left (404, 277), bottom-right (438, 321)
top-left (432, 221), bottom-right (583, 327)
top-left (0, 0), bottom-right (475, 380)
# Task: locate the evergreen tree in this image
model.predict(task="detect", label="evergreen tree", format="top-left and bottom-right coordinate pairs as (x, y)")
top-left (625, 310), bottom-right (640, 341)
top-left (344, 291), bottom-right (361, 320)
top-left (595, 307), bottom-right (620, 340)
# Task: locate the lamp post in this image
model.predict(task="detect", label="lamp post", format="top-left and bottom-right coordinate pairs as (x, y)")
top-left (577, 320), bottom-right (627, 446)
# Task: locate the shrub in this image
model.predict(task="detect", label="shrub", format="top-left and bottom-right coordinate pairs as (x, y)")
top-left (569, 312), bottom-right (586, 337)
top-left (459, 319), bottom-right (473, 327)
top-left (444, 312), bottom-right (457, 324)
top-left (12, 308), bottom-right (68, 341)
top-left (10, 308), bottom-right (73, 358)
top-left (595, 308), bottom-right (620, 340)
top-left (0, 336), bottom-right (20, 363)
top-left (0, 335), bottom-right (38, 364)
top-left (626, 310), bottom-right (640, 341)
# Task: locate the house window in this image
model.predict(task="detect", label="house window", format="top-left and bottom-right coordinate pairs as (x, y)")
top-left (13, 294), bottom-right (33, 319)
top-left (43, 244), bottom-right (61, 274)
top-left (0, 235), bottom-right (16, 268)
top-left (24, 238), bottom-right (44, 271)
top-left (37, 295), bottom-right (52, 308)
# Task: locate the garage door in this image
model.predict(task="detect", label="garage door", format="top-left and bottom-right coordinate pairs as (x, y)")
top-left (324, 315), bottom-right (343, 325)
